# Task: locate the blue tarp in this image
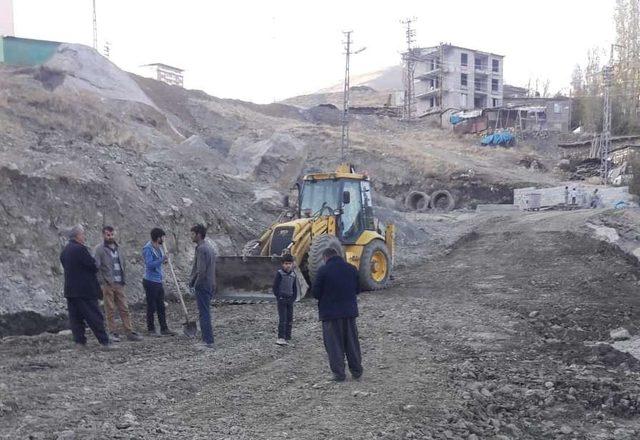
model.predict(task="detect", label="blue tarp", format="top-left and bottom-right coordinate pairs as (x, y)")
top-left (450, 115), bottom-right (462, 125)
top-left (481, 132), bottom-right (515, 146)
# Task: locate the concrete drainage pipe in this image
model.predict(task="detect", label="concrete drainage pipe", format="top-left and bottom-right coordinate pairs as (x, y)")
top-left (429, 190), bottom-right (456, 211)
top-left (404, 191), bottom-right (431, 212)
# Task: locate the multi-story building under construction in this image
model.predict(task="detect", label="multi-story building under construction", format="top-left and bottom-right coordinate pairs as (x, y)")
top-left (406, 43), bottom-right (504, 117)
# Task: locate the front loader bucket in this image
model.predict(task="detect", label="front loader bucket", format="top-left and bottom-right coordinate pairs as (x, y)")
top-left (215, 256), bottom-right (282, 302)
top-left (215, 256), bottom-right (309, 303)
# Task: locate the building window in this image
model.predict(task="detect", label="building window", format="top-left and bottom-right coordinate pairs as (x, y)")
top-left (430, 59), bottom-right (436, 71)
top-left (492, 78), bottom-right (499, 92)
top-left (492, 98), bottom-right (500, 107)
top-left (461, 73), bottom-right (468, 88)
top-left (429, 97), bottom-right (435, 108)
top-left (553, 103), bottom-right (561, 113)
top-left (492, 59), bottom-right (500, 73)
top-left (461, 53), bottom-right (468, 67)
top-left (461, 93), bottom-right (468, 107)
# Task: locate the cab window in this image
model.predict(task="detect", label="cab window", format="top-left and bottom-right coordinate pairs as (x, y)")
top-left (340, 180), bottom-right (364, 242)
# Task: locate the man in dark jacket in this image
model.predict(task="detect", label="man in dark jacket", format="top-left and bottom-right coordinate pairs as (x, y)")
top-left (312, 247), bottom-right (363, 382)
top-left (60, 225), bottom-right (111, 348)
top-left (189, 224), bottom-right (216, 349)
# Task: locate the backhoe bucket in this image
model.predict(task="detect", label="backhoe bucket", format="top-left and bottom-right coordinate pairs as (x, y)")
top-left (215, 256), bottom-right (309, 302)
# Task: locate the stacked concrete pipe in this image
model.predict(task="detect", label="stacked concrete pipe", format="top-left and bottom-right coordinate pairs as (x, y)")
top-left (403, 189), bottom-right (456, 212)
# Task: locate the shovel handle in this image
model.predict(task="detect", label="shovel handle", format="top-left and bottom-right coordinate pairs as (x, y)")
top-left (162, 242), bottom-right (190, 319)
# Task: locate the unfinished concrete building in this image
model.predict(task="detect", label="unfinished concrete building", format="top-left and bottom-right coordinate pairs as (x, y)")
top-left (139, 63), bottom-right (184, 87)
top-left (408, 44), bottom-right (504, 117)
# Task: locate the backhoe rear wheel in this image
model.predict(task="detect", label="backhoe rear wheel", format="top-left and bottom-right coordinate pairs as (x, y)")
top-left (359, 239), bottom-right (391, 291)
top-left (308, 234), bottom-right (344, 284)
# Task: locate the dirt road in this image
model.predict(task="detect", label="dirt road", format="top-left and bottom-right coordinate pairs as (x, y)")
top-left (2, 211), bottom-right (640, 439)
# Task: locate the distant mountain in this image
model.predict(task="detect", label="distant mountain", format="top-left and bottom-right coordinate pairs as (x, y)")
top-left (283, 65), bottom-right (403, 108)
top-left (316, 65), bottom-right (403, 93)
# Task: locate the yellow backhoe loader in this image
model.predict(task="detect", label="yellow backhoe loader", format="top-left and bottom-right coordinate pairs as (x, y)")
top-left (215, 164), bottom-right (394, 301)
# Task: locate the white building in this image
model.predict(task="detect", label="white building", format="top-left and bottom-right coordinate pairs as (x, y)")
top-left (406, 44), bottom-right (504, 117)
top-left (138, 63), bottom-right (184, 87)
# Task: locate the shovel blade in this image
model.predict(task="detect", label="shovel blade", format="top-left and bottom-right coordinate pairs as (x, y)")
top-left (183, 321), bottom-right (198, 338)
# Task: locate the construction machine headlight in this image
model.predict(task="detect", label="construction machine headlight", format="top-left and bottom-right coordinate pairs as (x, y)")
top-left (333, 209), bottom-right (342, 216)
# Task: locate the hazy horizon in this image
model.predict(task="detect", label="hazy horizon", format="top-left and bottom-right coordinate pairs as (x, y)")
top-left (11, 0), bottom-right (615, 103)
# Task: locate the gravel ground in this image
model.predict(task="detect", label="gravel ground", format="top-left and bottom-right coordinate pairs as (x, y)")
top-left (2, 211), bottom-right (640, 440)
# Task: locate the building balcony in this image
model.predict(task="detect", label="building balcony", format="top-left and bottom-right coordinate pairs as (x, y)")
top-left (415, 87), bottom-right (441, 99)
top-left (415, 68), bottom-right (441, 80)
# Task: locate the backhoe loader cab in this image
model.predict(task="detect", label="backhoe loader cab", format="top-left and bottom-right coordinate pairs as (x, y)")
top-left (299, 171), bottom-right (377, 243)
top-left (216, 165), bottom-right (394, 300)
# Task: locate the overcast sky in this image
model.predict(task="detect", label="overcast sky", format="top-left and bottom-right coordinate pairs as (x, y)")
top-left (12, 0), bottom-right (615, 103)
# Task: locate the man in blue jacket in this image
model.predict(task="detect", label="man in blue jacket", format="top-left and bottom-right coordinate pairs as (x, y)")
top-left (312, 247), bottom-right (363, 382)
top-left (60, 225), bottom-right (111, 348)
top-left (141, 228), bottom-right (175, 336)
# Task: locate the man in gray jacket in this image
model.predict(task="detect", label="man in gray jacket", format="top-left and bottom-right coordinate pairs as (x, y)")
top-left (189, 224), bottom-right (216, 349)
top-left (94, 226), bottom-right (142, 342)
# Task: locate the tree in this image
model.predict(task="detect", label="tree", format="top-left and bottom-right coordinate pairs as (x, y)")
top-left (581, 48), bottom-right (604, 132)
top-left (570, 65), bottom-right (584, 96)
top-left (613, 0), bottom-right (640, 134)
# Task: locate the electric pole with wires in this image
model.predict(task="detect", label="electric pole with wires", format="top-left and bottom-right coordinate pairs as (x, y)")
top-left (340, 31), bottom-right (366, 162)
top-left (92, 0), bottom-right (98, 50)
top-left (600, 44), bottom-right (621, 185)
top-left (401, 18), bottom-right (417, 121)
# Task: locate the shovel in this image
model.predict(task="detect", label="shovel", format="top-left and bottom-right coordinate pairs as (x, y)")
top-left (162, 242), bottom-right (198, 338)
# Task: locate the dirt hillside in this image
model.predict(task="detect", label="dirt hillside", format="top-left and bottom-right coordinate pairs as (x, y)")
top-left (0, 44), bottom-right (559, 335)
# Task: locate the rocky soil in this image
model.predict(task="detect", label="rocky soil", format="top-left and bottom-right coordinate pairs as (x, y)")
top-left (2, 210), bottom-right (640, 439)
top-left (0, 43), bottom-right (562, 333)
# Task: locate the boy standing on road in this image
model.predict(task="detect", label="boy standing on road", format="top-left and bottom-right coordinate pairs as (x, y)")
top-left (142, 228), bottom-right (175, 336)
top-left (94, 226), bottom-right (142, 342)
top-left (272, 254), bottom-right (297, 346)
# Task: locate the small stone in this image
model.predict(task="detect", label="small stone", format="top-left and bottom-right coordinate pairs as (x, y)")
top-left (529, 311), bottom-right (539, 318)
top-left (544, 381), bottom-right (554, 389)
top-left (468, 435), bottom-right (479, 440)
top-left (181, 197), bottom-right (193, 207)
top-left (481, 388), bottom-right (493, 398)
top-left (353, 390), bottom-right (370, 397)
top-left (613, 428), bottom-right (636, 439)
top-left (56, 431), bottom-right (76, 440)
top-left (560, 425), bottom-right (572, 434)
top-left (610, 328), bottom-right (631, 341)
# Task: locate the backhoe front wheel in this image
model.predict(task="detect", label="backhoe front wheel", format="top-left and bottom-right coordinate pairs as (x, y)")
top-left (308, 235), bottom-right (344, 284)
top-left (359, 240), bottom-right (391, 291)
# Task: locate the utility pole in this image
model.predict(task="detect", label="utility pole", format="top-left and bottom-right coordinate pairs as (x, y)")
top-left (341, 31), bottom-right (352, 162)
top-left (401, 18), bottom-right (417, 121)
top-left (601, 44), bottom-right (621, 185)
top-left (340, 31), bottom-right (366, 162)
top-left (92, 0), bottom-right (98, 50)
